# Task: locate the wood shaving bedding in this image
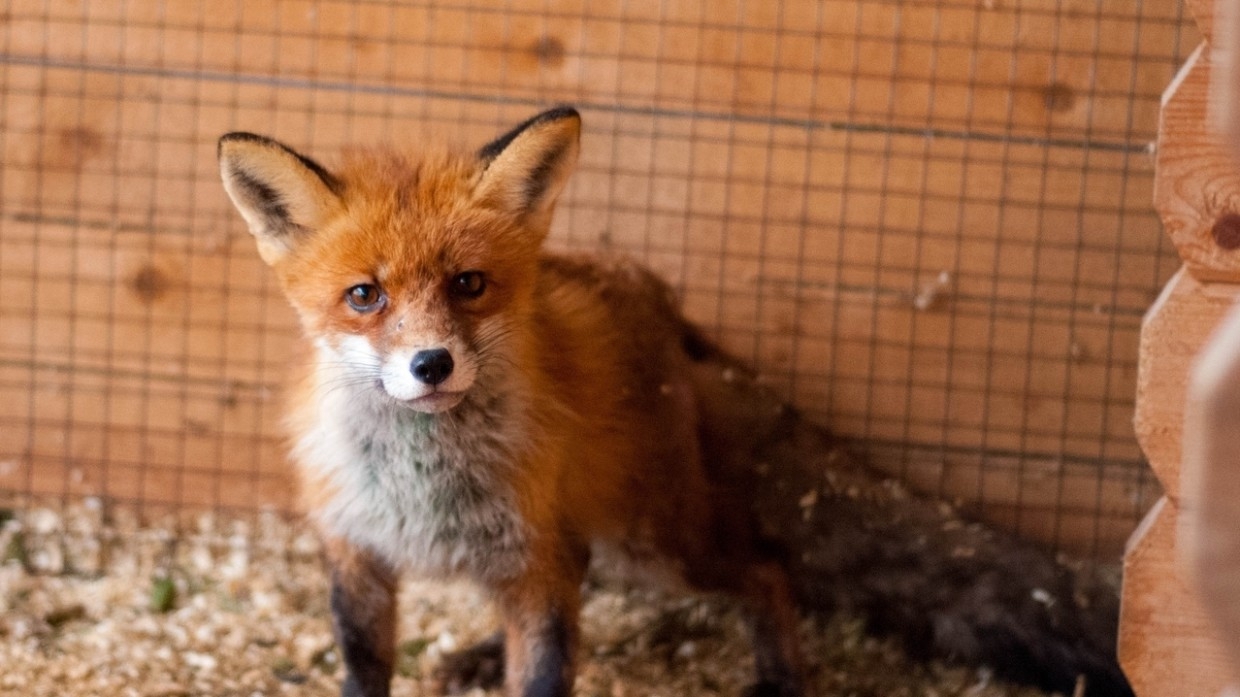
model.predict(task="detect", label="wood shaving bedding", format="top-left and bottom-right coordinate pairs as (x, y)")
top-left (0, 505), bottom-right (1048, 697)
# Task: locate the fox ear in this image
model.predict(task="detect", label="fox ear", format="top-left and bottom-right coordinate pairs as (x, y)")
top-left (218, 133), bottom-right (343, 265)
top-left (475, 107), bottom-right (581, 230)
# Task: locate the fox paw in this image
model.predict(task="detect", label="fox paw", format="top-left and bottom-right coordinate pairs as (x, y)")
top-left (432, 632), bottom-right (505, 694)
top-left (742, 679), bottom-right (804, 697)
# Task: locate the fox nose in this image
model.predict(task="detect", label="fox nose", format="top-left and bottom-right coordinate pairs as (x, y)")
top-left (411, 348), bottom-right (454, 386)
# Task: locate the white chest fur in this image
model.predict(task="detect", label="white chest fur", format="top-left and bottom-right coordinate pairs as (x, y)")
top-left (292, 372), bottom-right (531, 581)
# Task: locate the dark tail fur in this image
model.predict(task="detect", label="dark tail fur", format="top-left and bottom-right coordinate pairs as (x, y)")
top-left (684, 328), bottom-right (1132, 697)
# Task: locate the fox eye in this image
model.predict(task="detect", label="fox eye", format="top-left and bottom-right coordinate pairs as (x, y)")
top-left (451, 271), bottom-right (486, 299)
top-left (345, 283), bottom-right (384, 312)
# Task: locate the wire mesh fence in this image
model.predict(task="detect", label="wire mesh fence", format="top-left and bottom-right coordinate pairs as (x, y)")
top-left (0, 0), bottom-right (1196, 561)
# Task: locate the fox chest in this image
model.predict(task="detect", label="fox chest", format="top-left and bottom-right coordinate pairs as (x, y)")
top-left (295, 404), bottom-right (530, 581)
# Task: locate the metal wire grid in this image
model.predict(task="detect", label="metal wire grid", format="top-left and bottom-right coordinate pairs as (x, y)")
top-left (0, 0), bottom-right (1194, 559)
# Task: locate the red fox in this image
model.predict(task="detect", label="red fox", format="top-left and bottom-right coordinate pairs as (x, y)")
top-left (218, 107), bottom-right (805, 697)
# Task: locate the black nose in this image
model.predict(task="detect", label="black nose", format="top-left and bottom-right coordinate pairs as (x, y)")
top-left (411, 348), bottom-right (454, 386)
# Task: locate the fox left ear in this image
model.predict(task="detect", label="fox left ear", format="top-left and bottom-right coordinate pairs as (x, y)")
top-left (475, 107), bottom-right (581, 230)
top-left (218, 133), bottom-right (344, 266)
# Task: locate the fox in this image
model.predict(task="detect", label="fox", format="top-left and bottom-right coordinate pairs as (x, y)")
top-left (217, 107), bottom-right (806, 697)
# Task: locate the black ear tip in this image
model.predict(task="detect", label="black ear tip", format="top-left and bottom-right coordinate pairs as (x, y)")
top-left (218, 131), bottom-right (271, 158)
top-left (519, 106), bottom-right (581, 135)
top-left (477, 106), bottom-right (582, 162)
top-left (217, 133), bottom-right (340, 194)
top-left (540, 105), bottom-right (580, 123)
top-left (220, 131), bottom-right (262, 141)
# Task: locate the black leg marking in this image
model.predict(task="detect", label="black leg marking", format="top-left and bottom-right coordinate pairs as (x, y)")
top-left (523, 612), bottom-right (573, 697)
top-left (743, 603), bottom-right (804, 696)
top-left (331, 572), bottom-right (394, 697)
top-left (742, 679), bottom-right (805, 697)
top-left (683, 548), bottom-right (806, 697)
top-left (433, 631), bottom-right (506, 694)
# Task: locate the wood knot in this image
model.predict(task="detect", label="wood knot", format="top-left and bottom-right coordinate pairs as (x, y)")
top-left (529, 35), bottom-right (565, 67)
top-left (128, 264), bottom-right (171, 304)
top-left (1042, 82), bottom-right (1075, 113)
top-left (56, 126), bottom-right (107, 169)
top-left (1212, 213), bottom-right (1240, 250)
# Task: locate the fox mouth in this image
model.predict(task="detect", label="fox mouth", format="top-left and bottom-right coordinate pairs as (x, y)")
top-left (370, 377), bottom-right (465, 412)
top-left (401, 390), bottom-right (465, 413)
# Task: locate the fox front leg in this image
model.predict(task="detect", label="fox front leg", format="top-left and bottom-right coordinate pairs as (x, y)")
top-left (493, 543), bottom-right (589, 697)
top-left (326, 540), bottom-right (400, 697)
top-left (503, 610), bottom-right (576, 697)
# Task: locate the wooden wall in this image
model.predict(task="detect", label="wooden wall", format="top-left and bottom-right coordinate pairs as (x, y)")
top-left (0, 0), bottom-right (1195, 556)
top-left (1118, 1), bottom-right (1240, 694)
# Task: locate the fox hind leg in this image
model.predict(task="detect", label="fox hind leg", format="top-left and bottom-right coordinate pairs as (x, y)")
top-left (685, 549), bottom-right (806, 697)
top-left (738, 559), bottom-right (805, 697)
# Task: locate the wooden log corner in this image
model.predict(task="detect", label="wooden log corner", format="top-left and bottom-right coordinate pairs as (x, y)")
top-left (1156, 44), bottom-right (1240, 282)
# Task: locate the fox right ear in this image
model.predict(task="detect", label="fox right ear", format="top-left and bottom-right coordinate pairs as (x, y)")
top-left (218, 133), bottom-right (343, 265)
top-left (475, 107), bottom-right (581, 232)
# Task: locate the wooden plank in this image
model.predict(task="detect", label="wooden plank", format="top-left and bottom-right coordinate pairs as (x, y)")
top-left (0, 71), bottom-right (1170, 310)
top-left (1133, 268), bottom-right (1240, 501)
top-left (1155, 43), bottom-right (1240, 282)
top-left (0, 0), bottom-right (1184, 143)
top-left (1183, 298), bottom-right (1240, 682)
top-left (2, 63), bottom-right (1170, 352)
top-left (1119, 497), bottom-right (1232, 697)
top-left (0, 219), bottom-right (298, 390)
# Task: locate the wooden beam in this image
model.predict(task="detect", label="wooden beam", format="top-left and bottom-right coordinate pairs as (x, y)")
top-left (1134, 267), bottom-right (1240, 500)
top-left (1178, 0), bottom-right (1240, 684)
top-left (1183, 299), bottom-right (1240, 683)
top-left (1119, 498), bottom-right (1232, 697)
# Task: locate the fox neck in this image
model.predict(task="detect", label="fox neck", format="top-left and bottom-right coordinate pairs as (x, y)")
top-left (299, 330), bottom-right (543, 579)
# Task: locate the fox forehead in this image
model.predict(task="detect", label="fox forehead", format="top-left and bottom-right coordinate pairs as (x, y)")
top-left (270, 146), bottom-right (539, 342)
top-left (334, 148), bottom-right (483, 265)
top-left (335, 146), bottom-right (477, 221)
top-left (284, 148), bottom-right (525, 284)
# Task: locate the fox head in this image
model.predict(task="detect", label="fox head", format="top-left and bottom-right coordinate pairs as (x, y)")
top-left (218, 107), bottom-right (581, 413)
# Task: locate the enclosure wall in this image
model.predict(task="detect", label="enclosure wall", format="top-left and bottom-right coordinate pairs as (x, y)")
top-left (0, 0), bottom-right (1196, 557)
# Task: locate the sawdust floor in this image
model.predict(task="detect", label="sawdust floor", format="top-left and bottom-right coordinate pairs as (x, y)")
top-left (0, 505), bottom-right (1050, 697)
